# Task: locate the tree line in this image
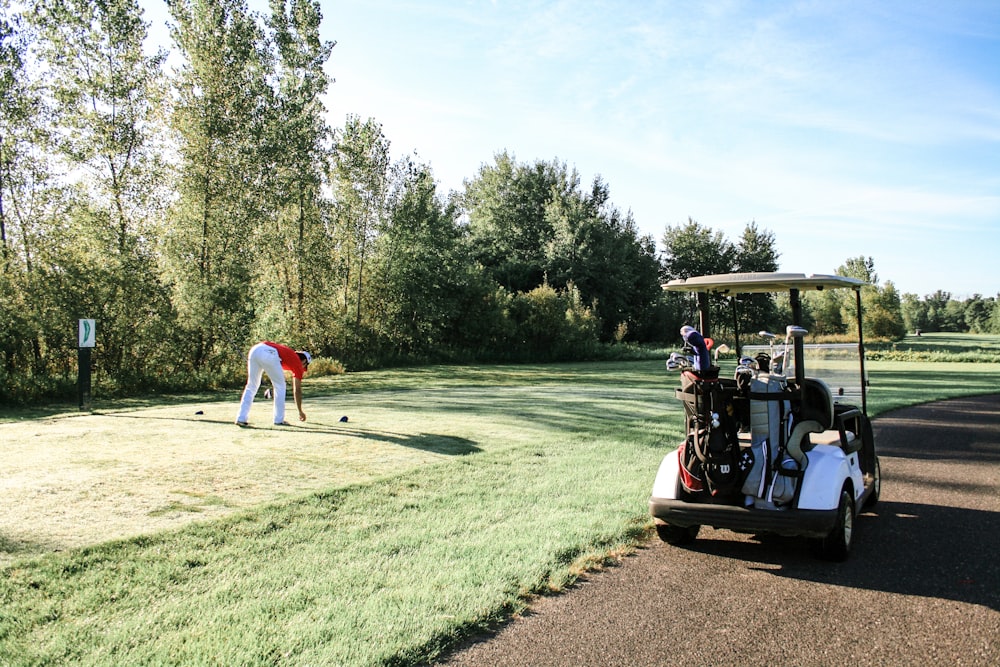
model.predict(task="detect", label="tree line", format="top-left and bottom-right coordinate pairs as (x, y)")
top-left (2, 0), bottom-right (998, 404)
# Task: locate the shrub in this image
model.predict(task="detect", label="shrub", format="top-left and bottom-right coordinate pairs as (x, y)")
top-left (307, 357), bottom-right (346, 377)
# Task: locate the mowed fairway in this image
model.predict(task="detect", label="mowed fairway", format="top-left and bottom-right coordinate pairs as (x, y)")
top-left (3, 359), bottom-right (1000, 665)
top-left (1, 362), bottom-right (685, 666)
top-left (2, 365), bottom-right (676, 566)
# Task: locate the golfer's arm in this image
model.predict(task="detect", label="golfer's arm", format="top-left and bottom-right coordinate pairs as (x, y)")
top-left (292, 377), bottom-right (304, 413)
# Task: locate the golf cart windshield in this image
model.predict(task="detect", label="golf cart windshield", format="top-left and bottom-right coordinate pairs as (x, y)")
top-left (662, 271), bottom-right (869, 412)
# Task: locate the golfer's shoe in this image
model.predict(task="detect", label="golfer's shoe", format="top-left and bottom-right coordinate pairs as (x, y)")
top-left (235, 421), bottom-right (249, 427)
top-left (274, 421), bottom-right (292, 426)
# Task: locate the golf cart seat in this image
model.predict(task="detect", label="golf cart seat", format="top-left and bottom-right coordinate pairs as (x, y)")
top-left (799, 377), bottom-right (835, 430)
top-left (785, 377), bottom-right (836, 467)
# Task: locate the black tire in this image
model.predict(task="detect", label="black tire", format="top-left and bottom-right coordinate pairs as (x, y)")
top-left (656, 523), bottom-right (701, 545)
top-left (863, 456), bottom-right (881, 509)
top-left (812, 486), bottom-right (854, 561)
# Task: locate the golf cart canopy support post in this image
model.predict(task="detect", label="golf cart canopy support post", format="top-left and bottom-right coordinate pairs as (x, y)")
top-left (662, 272), bottom-right (868, 411)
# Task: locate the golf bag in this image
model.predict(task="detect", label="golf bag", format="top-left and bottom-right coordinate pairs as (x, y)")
top-left (740, 373), bottom-right (798, 505)
top-left (676, 369), bottom-right (747, 497)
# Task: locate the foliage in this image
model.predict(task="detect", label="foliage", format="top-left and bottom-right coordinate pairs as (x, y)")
top-left (659, 218), bottom-right (781, 343)
top-left (902, 290), bottom-right (1000, 335)
top-left (506, 281), bottom-right (601, 361)
top-left (1, 0), bottom-right (998, 402)
top-left (464, 153), bottom-right (662, 342)
top-left (304, 355), bottom-right (345, 376)
top-left (164, 0), bottom-right (272, 371)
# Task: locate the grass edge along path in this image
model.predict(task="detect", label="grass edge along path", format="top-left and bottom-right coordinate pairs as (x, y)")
top-left (3, 359), bottom-right (1000, 665)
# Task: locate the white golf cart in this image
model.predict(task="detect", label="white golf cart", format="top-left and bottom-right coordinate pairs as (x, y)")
top-left (649, 272), bottom-right (880, 560)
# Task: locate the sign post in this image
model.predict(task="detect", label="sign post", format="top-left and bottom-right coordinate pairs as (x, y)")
top-left (78, 319), bottom-right (95, 410)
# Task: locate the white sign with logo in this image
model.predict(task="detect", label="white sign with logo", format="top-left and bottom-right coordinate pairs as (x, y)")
top-left (79, 319), bottom-right (96, 348)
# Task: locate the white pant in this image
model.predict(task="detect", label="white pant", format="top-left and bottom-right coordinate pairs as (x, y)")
top-left (237, 343), bottom-right (288, 424)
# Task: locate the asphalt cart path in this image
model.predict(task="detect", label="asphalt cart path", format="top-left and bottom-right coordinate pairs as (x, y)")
top-left (440, 394), bottom-right (1000, 667)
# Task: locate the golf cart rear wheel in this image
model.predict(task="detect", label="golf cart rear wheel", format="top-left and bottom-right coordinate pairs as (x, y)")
top-left (656, 523), bottom-right (700, 545)
top-left (812, 486), bottom-right (854, 561)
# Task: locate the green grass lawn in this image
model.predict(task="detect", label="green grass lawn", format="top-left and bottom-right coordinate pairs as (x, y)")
top-left (868, 331), bottom-right (1000, 362)
top-left (2, 356), bottom-right (999, 665)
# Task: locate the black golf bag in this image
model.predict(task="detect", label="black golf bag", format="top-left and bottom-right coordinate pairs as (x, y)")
top-left (676, 368), bottom-right (749, 498)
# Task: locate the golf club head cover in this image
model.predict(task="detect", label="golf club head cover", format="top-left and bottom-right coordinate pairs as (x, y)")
top-left (680, 325), bottom-right (711, 372)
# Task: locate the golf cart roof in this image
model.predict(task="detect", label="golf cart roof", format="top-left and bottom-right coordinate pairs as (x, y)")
top-left (662, 272), bottom-right (865, 294)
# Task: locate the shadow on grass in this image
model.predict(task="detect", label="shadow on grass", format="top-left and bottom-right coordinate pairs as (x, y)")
top-left (0, 533), bottom-right (62, 561)
top-left (98, 412), bottom-right (483, 456)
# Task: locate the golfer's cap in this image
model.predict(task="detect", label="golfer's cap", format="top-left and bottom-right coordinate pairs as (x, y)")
top-left (299, 351), bottom-right (313, 366)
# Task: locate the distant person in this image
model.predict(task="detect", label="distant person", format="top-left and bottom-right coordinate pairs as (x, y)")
top-left (236, 342), bottom-right (312, 426)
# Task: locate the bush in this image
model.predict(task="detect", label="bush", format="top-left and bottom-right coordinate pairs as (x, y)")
top-left (307, 357), bottom-right (346, 377)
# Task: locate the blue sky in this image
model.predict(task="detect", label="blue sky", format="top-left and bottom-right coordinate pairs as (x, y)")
top-left (144, 1), bottom-right (1000, 298)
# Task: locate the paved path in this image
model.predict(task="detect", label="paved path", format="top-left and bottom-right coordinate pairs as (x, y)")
top-left (440, 394), bottom-right (1000, 667)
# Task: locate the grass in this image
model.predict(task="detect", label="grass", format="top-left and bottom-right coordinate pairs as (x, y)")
top-left (2, 353), bottom-right (1000, 665)
top-left (867, 332), bottom-right (1000, 363)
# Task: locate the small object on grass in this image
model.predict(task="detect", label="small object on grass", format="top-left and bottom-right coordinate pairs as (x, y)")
top-left (195, 410), bottom-right (204, 415)
top-left (339, 416), bottom-right (349, 423)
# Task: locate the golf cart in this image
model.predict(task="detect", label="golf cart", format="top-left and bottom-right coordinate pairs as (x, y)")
top-left (649, 272), bottom-right (880, 560)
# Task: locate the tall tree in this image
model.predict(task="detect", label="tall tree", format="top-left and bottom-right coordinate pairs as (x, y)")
top-left (0, 4), bottom-right (77, 396)
top-left (463, 152), bottom-right (561, 293)
top-left (544, 174), bottom-right (659, 340)
top-left (252, 0), bottom-right (335, 348)
top-left (331, 115), bottom-right (390, 331)
top-left (732, 221), bottom-right (781, 338)
top-left (835, 256), bottom-right (905, 340)
top-left (29, 0), bottom-right (172, 387)
top-left (367, 160), bottom-right (479, 357)
top-left (0, 2), bottom-right (36, 271)
top-left (660, 218), bottom-right (736, 281)
top-left (660, 218), bottom-right (737, 340)
top-left (164, 0), bottom-right (270, 368)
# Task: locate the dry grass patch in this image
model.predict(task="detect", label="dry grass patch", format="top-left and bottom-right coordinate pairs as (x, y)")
top-left (0, 391), bottom-right (494, 565)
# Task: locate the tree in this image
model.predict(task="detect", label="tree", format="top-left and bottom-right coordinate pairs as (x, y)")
top-left (901, 292), bottom-right (926, 334)
top-left (732, 221), bottom-right (781, 338)
top-left (367, 161), bottom-right (479, 357)
top-left (463, 152), bottom-right (561, 293)
top-left (164, 0), bottom-right (271, 368)
top-left (464, 154), bottom-right (661, 342)
top-left (864, 280), bottom-right (906, 339)
top-left (660, 218), bottom-right (736, 281)
top-left (330, 115), bottom-right (391, 338)
top-left (964, 295), bottom-right (994, 334)
top-left (507, 280), bottom-right (600, 361)
top-left (543, 174), bottom-right (660, 340)
top-left (988, 295), bottom-right (1000, 334)
top-left (252, 0), bottom-right (335, 349)
top-left (0, 2), bottom-right (37, 271)
top-left (834, 256), bottom-right (905, 340)
top-left (29, 0), bottom-right (173, 389)
top-left (660, 219), bottom-right (783, 342)
top-left (0, 4), bottom-right (49, 380)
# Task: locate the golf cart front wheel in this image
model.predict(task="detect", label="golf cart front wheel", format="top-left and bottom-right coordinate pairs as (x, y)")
top-left (812, 486), bottom-right (854, 561)
top-left (656, 522), bottom-right (700, 545)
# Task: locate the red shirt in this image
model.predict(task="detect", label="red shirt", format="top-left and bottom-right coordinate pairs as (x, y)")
top-left (264, 341), bottom-right (306, 379)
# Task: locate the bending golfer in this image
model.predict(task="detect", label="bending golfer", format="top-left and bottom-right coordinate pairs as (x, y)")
top-left (236, 342), bottom-right (312, 426)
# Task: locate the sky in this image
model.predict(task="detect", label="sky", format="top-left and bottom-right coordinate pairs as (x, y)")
top-left (141, 0), bottom-right (1000, 299)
